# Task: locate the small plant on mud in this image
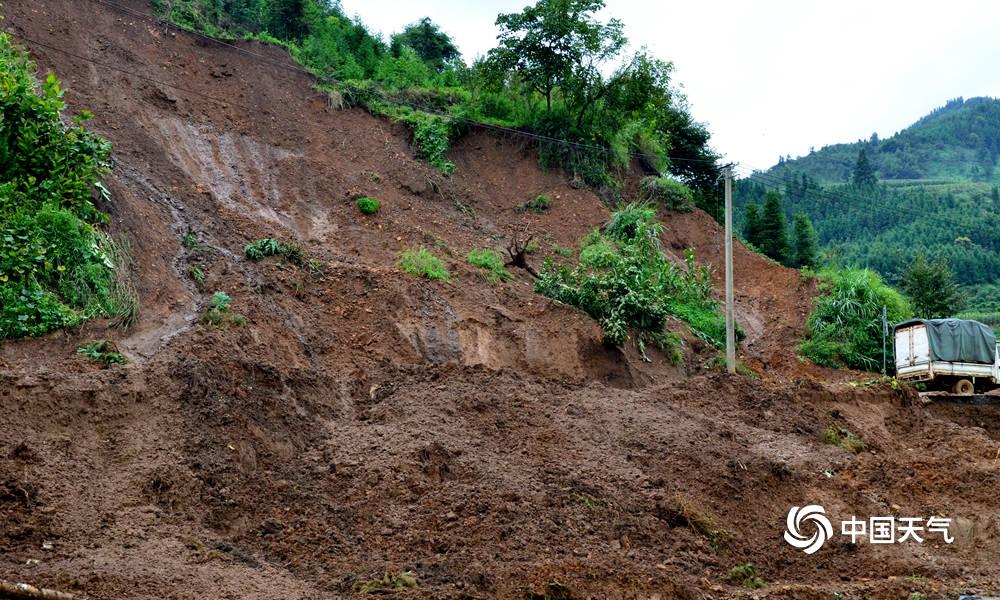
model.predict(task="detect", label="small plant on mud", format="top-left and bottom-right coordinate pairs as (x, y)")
top-left (663, 493), bottom-right (727, 552)
top-left (822, 425), bottom-right (865, 453)
top-left (356, 197), bottom-right (380, 215)
top-left (515, 194), bottom-right (552, 213)
top-left (466, 248), bottom-right (512, 284)
top-left (726, 563), bottom-right (765, 590)
top-left (78, 340), bottom-right (127, 366)
top-left (400, 247), bottom-right (449, 281)
top-left (202, 291), bottom-right (246, 327)
top-left (189, 265), bottom-right (206, 286)
top-left (356, 571), bottom-right (417, 594)
top-left (244, 238), bottom-right (314, 271)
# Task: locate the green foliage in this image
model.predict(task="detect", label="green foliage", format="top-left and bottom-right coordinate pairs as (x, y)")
top-left (536, 206), bottom-right (727, 347)
top-left (646, 330), bottom-right (683, 365)
top-left (800, 268), bottom-right (912, 371)
top-left (202, 290), bottom-right (245, 327)
top-left (356, 197), bottom-right (380, 214)
top-left (640, 176), bottom-right (694, 211)
top-left (726, 563), bottom-right (765, 590)
top-left (400, 247), bottom-right (449, 281)
top-left (466, 248), bottom-right (511, 283)
top-left (898, 254), bottom-right (964, 319)
top-left (822, 425), bottom-right (865, 453)
top-left (77, 340), bottom-right (127, 366)
top-left (0, 31), bottom-right (123, 339)
top-left (515, 194), bottom-right (552, 213)
top-left (790, 212), bottom-right (819, 268)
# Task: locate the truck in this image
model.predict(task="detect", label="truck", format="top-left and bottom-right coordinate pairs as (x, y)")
top-left (894, 318), bottom-right (1000, 395)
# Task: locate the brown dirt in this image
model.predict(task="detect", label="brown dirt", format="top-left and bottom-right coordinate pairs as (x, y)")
top-left (2, 1), bottom-right (1000, 599)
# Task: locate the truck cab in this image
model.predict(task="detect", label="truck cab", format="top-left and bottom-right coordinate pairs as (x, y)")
top-left (894, 318), bottom-right (999, 395)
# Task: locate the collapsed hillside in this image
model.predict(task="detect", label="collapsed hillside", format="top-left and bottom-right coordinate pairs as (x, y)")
top-left (4, 1), bottom-right (1000, 598)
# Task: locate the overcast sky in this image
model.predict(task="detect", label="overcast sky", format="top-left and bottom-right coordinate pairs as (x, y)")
top-left (340, 0), bottom-right (1000, 170)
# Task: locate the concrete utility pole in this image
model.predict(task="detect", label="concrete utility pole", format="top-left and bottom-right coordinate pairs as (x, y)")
top-left (724, 164), bottom-right (735, 374)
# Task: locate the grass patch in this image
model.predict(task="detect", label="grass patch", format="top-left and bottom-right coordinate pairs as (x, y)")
top-left (77, 340), bottom-right (127, 366)
top-left (356, 197), bottom-right (380, 214)
top-left (400, 247), bottom-right (449, 281)
top-left (356, 571), bottom-right (417, 594)
top-left (515, 193), bottom-right (552, 213)
top-left (726, 563), bottom-right (765, 590)
top-left (822, 425), bottom-right (866, 453)
top-left (466, 248), bottom-right (512, 283)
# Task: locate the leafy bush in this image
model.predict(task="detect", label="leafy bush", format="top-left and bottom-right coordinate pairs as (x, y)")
top-left (800, 268), bottom-right (911, 370)
top-left (536, 205), bottom-right (727, 347)
top-left (515, 194), bottom-right (552, 213)
top-left (640, 176), bottom-right (694, 211)
top-left (400, 247), bottom-right (449, 281)
top-left (466, 248), bottom-right (511, 283)
top-left (244, 238), bottom-right (309, 268)
top-left (77, 340), bottom-right (127, 366)
top-left (356, 197), bottom-right (380, 214)
top-left (0, 31), bottom-right (121, 339)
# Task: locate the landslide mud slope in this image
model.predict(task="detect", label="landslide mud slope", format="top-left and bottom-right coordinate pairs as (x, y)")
top-left (3, 1), bottom-right (1000, 598)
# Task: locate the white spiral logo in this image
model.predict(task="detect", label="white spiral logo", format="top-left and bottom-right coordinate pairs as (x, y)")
top-left (784, 505), bottom-right (832, 554)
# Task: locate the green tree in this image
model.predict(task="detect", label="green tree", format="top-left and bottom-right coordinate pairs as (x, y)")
top-left (898, 255), bottom-right (964, 319)
top-left (790, 212), bottom-right (819, 268)
top-left (742, 202), bottom-right (762, 248)
top-left (485, 0), bottom-right (624, 112)
top-left (851, 148), bottom-right (878, 188)
top-left (758, 191), bottom-right (790, 263)
top-left (991, 185), bottom-right (999, 209)
top-left (390, 17), bottom-right (460, 71)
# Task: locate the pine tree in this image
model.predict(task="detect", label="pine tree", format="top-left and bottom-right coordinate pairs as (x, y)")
top-left (991, 185), bottom-right (999, 209)
top-left (852, 148), bottom-right (878, 188)
top-left (742, 202), bottom-right (762, 248)
top-left (791, 212), bottom-right (819, 268)
top-left (899, 255), bottom-right (964, 319)
top-left (758, 191), bottom-right (790, 263)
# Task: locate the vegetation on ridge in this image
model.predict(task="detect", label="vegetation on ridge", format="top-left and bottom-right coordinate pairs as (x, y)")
top-left (0, 30), bottom-right (128, 339)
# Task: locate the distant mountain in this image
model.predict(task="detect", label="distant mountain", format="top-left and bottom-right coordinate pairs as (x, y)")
top-left (767, 96), bottom-right (1000, 184)
top-left (735, 97), bottom-right (1000, 324)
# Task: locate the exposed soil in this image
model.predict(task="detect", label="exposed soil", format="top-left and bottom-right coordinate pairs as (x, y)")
top-left (3, 1), bottom-right (1000, 598)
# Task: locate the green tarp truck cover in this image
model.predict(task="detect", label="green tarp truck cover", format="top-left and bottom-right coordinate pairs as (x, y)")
top-left (895, 318), bottom-right (997, 364)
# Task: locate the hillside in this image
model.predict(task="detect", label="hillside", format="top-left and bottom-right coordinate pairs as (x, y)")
top-left (5, 1), bottom-right (1000, 599)
top-left (768, 96), bottom-right (1000, 184)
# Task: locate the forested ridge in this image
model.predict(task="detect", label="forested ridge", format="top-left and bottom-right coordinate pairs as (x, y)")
top-left (736, 97), bottom-right (1000, 324)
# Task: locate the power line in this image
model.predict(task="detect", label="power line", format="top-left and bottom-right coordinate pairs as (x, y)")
top-left (734, 165), bottom-right (1000, 234)
top-left (12, 34), bottom-right (261, 112)
top-left (72, 0), bottom-right (723, 168)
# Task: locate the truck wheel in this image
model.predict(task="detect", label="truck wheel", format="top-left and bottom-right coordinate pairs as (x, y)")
top-left (953, 379), bottom-right (975, 396)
